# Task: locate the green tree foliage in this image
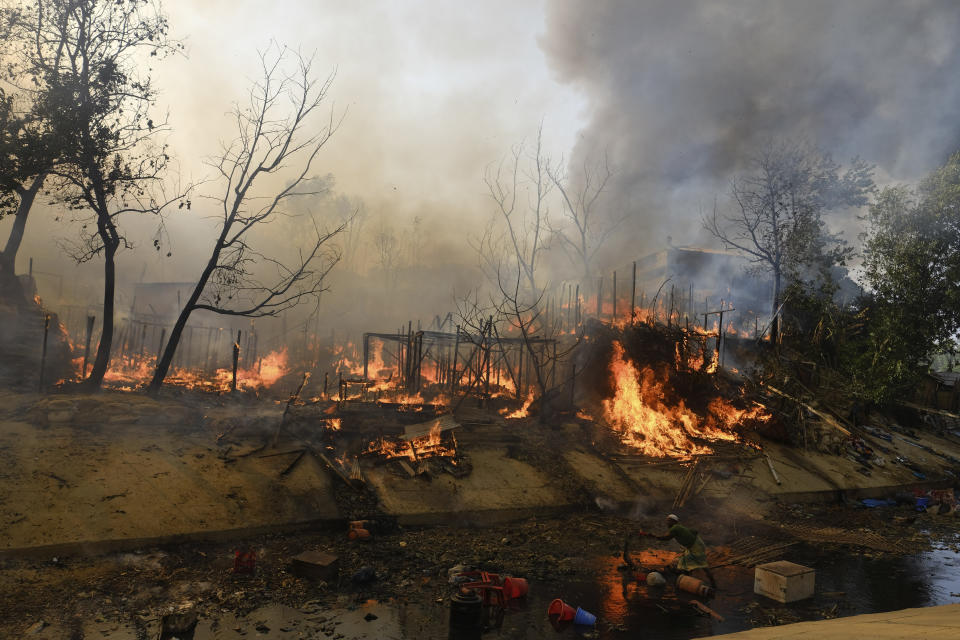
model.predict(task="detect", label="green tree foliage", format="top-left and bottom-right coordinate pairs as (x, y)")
top-left (0, 4), bottom-right (64, 279)
top-left (851, 153), bottom-right (960, 401)
top-left (782, 152), bottom-right (960, 404)
top-left (17, 0), bottom-right (184, 389)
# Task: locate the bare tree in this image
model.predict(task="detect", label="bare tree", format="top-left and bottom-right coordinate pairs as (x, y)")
top-left (704, 140), bottom-right (873, 342)
top-left (547, 152), bottom-right (619, 282)
top-left (372, 221), bottom-right (400, 287)
top-left (148, 45), bottom-right (345, 392)
top-left (475, 124), bottom-right (552, 294)
top-left (488, 261), bottom-right (582, 420)
top-left (333, 195), bottom-right (366, 273)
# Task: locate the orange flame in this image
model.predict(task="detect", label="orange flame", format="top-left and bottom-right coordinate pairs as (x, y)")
top-left (365, 422), bottom-right (456, 460)
top-left (600, 341), bottom-right (742, 458)
top-left (98, 348), bottom-right (289, 392)
top-left (501, 388), bottom-right (535, 418)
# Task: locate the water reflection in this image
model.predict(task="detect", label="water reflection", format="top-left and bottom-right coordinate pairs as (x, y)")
top-left (401, 540), bottom-right (960, 639)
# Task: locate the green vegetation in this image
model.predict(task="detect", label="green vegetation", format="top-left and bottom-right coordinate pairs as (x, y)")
top-left (779, 152), bottom-right (960, 404)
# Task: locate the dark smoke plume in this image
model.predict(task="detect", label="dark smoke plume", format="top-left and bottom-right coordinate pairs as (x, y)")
top-left (541, 1), bottom-right (960, 254)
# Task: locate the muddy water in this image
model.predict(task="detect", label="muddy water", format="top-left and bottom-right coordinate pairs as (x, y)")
top-left (398, 538), bottom-right (960, 639)
top-left (67, 537), bottom-right (960, 639)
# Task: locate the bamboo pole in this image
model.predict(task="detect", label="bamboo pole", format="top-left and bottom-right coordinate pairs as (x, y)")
top-left (232, 330), bottom-right (241, 392)
top-left (451, 325), bottom-right (461, 392)
top-left (575, 284), bottom-right (580, 327)
top-left (39, 314), bottom-right (50, 391)
top-left (82, 315), bottom-right (95, 379)
top-left (596, 277), bottom-right (603, 318)
top-left (612, 270), bottom-right (617, 320)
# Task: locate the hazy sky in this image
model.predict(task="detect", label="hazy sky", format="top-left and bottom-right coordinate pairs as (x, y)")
top-left (156, 0), bottom-right (586, 210)
top-left (7, 0), bottom-right (960, 306)
top-left (6, 0), bottom-right (587, 291)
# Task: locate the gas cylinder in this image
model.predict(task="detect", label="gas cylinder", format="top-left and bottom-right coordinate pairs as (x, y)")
top-left (448, 588), bottom-right (483, 640)
top-left (676, 574), bottom-right (714, 598)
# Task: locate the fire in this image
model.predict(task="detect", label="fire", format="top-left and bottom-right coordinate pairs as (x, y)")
top-left (501, 388), bottom-right (535, 418)
top-left (97, 348), bottom-right (289, 392)
top-left (600, 341), bottom-right (742, 458)
top-left (367, 340), bottom-right (389, 376)
top-left (253, 349), bottom-right (289, 387)
top-left (365, 422), bottom-right (456, 461)
top-left (704, 397), bottom-right (770, 430)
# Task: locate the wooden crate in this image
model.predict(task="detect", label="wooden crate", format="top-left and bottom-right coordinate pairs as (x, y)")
top-left (754, 560), bottom-right (815, 603)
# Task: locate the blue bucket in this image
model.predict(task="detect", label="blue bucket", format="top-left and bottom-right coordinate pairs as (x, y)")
top-left (573, 607), bottom-right (596, 626)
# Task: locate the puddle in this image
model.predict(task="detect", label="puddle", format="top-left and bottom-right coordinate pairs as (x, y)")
top-left (397, 541), bottom-right (960, 639)
top-left (65, 539), bottom-right (960, 639)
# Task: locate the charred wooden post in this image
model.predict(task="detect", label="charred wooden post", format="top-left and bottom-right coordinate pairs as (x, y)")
top-left (484, 316), bottom-right (493, 400)
top-left (82, 315), bottom-right (96, 378)
top-left (158, 328), bottom-right (166, 365)
top-left (451, 325), bottom-right (461, 392)
top-left (397, 328), bottom-right (404, 384)
top-left (362, 333), bottom-right (370, 380)
top-left (405, 320), bottom-right (412, 386)
top-left (517, 344), bottom-right (524, 400)
top-left (596, 277), bottom-right (603, 318)
top-left (612, 270), bottom-right (617, 320)
top-left (231, 330), bottom-right (241, 392)
top-left (718, 308), bottom-right (726, 369)
top-left (39, 314), bottom-right (50, 391)
top-left (669, 285), bottom-right (675, 326)
top-left (630, 261), bottom-right (637, 325)
top-left (415, 331), bottom-right (424, 392)
top-left (323, 371), bottom-right (329, 398)
top-left (575, 284), bottom-right (580, 327)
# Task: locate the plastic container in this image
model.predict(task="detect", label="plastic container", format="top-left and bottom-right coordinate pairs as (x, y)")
top-left (547, 599), bottom-right (576, 629)
top-left (573, 607), bottom-right (597, 626)
top-left (502, 576), bottom-right (528, 599)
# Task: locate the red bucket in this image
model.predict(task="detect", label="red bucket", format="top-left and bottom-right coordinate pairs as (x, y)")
top-left (547, 598), bottom-right (576, 629)
top-left (502, 576), bottom-right (528, 599)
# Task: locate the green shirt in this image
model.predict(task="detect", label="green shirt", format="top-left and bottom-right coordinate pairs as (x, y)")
top-left (668, 524), bottom-right (698, 549)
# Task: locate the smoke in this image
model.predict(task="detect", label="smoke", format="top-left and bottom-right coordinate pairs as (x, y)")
top-left (9, 1), bottom-right (960, 356)
top-left (541, 1), bottom-right (960, 254)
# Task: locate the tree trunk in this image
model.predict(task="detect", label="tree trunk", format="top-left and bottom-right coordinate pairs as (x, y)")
top-left (83, 169), bottom-right (121, 391)
top-left (84, 242), bottom-right (116, 389)
top-left (0, 175), bottom-right (45, 276)
top-left (148, 248), bottom-right (224, 392)
top-left (770, 268), bottom-right (781, 345)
